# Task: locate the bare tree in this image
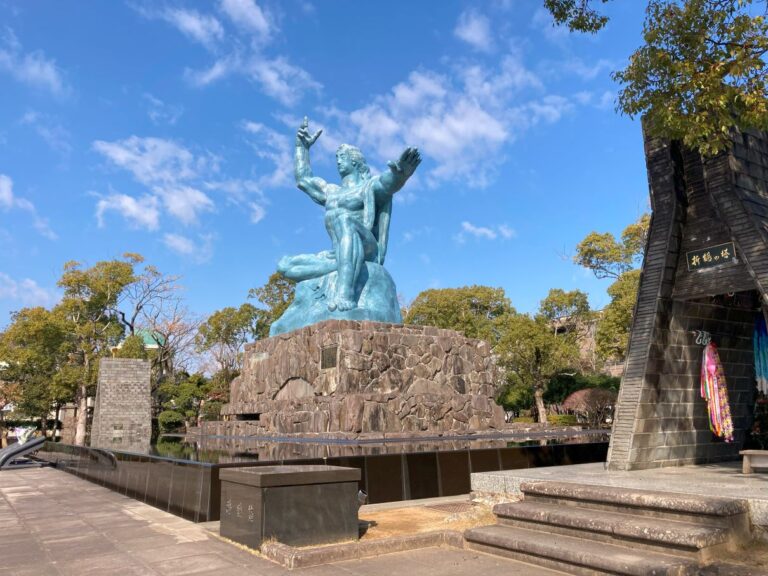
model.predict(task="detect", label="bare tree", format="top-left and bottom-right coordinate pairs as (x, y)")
top-left (117, 255), bottom-right (182, 336)
top-left (139, 298), bottom-right (200, 385)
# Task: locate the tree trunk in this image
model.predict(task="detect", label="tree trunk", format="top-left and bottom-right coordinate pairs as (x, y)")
top-left (54, 404), bottom-right (61, 442)
top-left (534, 387), bottom-right (548, 424)
top-left (74, 384), bottom-right (88, 446)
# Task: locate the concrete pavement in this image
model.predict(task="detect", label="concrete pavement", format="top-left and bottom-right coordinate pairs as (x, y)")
top-left (0, 467), bottom-right (563, 576)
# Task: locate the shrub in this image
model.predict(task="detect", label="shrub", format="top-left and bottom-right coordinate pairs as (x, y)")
top-left (115, 335), bottom-right (148, 359)
top-left (158, 410), bottom-right (185, 433)
top-left (548, 414), bottom-right (580, 426)
top-left (200, 400), bottom-right (223, 421)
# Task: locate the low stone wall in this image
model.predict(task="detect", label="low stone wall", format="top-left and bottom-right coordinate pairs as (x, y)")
top-left (222, 320), bottom-right (504, 435)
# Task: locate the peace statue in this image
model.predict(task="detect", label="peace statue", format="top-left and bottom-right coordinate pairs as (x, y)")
top-left (269, 117), bottom-right (421, 336)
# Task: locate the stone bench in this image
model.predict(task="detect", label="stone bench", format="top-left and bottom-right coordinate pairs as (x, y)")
top-left (219, 464), bottom-right (361, 549)
top-left (740, 450), bottom-right (768, 474)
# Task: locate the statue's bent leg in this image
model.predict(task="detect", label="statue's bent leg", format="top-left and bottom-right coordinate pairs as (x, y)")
top-left (329, 216), bottom-right (377, 312)
top-left (278, 252), bottom-right (336, 281)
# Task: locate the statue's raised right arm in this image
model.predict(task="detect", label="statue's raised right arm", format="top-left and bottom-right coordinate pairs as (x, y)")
top-left (294, 117), bottom-right (327, 205)
top-left (373, 147), bottom-right (422, 196)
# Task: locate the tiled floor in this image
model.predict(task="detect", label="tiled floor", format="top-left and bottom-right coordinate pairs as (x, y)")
top-left (0, 468), bottom-right (563, 576)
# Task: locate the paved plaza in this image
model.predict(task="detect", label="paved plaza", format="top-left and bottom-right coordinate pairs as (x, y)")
top-left (0, 467), bottom-right (563, 576)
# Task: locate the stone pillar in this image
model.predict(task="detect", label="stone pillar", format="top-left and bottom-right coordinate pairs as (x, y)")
top-left (91, 358), bottom-right (152, 452)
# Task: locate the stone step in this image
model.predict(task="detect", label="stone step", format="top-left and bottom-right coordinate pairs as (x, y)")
top-left (520, 481), bottom-right (749, 525)
top-left (494, 501), bottom-right (731, 560)
top-left (464, 524), bottom-right (699, 576)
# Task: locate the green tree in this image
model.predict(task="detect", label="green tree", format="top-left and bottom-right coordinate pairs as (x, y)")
top-left (158, 372), bottom-right (210, 430)
top-left (544, 0), bottom-right (611, 33)
top-left (114, 334), bottom-right (148, 359)
top-left (615, 0), bottom-right (768, 155)
top-left (404, 286), bottom-right (514, 343)
top-left (248, 272), bottom-right (295, 339)
top-left (538, 289), bottom-right (592, 331)
top-left (57, 256), bottom-right (137, 444)
top-left (196, 304), bottom-right (259, 374)
top-left (574, 214), bottom-right (649, 280)
top-left (0, 307), bottom-right (73, 432)
top-left (595, 270), bottom-right (642, 360)
top-left (495, 314), bottom-right (581, 424)
top-left (574, 214), bottom-right (649, 363)
top-left (544, 0), bottom-right (768, 156)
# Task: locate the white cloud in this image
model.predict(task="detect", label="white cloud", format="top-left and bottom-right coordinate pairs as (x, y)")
top-left (159, 8), bottom-right (224, 50)
top-left (95, 192), bottom-right (160, 230)
top-left (246, 56), bottom-right (321, 107)
top-left (317, 49), bottom-right (569, 188)
top-left (93, 136), bottom-right (208, 185)
top-left (462, 221), bottom-right (497, 240)
top-left (219, 0), bottom-right (271, 40)
top-left (141, 3), bottom-right (318, 106)
top-left (144, 94), bottom-right (184, 125)
top-left (498, 224), bottom-right (516, 239)
top-left (454, 10), bottom-right (493, 52)
top-left (532, 7), bottom-right (569, 44)
top-left (597, 90), bottom-right (615, 110)
top-left (93, 135), bottom-right (266, 229)
top-left (0, 174), bottom-right (12, 209)
top-left (157, 185), bottom-right (215, 225)
top-left (0, 29), bottom-right (68, 95)
top-left (163, 232), bottom-right (195, 254)
top-left (241, 120), bottom-right (292, 188)
top-left (19, 111), bottom-right (72, 159)
top-left (456, 221), bottom-right (516, 243)
top-left (185, 56), bottom-right (237, 86)
top-left (249, 202), bottom-right (266, 223)
top-left (0, 273), bottom-right (58, 307)
top-left (563, 58), bottom-right (614, 81)
top-left (0, 174), bottom-right (57, 239)
top-left (163, 233), bottom-right (214, 262)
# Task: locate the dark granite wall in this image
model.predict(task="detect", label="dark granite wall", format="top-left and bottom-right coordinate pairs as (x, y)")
top-left (608, 127), bottom-right (768, 471)
top-left (628, 294), bottom-right (756, 467)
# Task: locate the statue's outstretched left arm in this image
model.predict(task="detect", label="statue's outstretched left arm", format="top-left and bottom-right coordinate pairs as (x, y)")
top-left (374, 147), bottom-right (421, 195)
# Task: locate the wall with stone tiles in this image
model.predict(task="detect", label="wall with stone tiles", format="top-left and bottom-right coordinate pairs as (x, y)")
top-left (625, 294), bottom-right (756, 467)
top-left (222, 319), bottom-right (505, 435)
top-left (91, 358), bottom-right (152, 451)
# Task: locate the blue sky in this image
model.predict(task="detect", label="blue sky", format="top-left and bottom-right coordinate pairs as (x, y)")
top-left (0, 0), bottom-right (650, 328)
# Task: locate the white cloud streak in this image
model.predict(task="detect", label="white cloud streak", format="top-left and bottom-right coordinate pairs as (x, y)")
top-left (136, 2), bottom-right (318, 106)
top-left (219, 0), bottom-right (271, 40)
top-left (0, 29), bottom-right (68, 95)
top-left (0, 273), bottom-right (59, 307)
top-left (163, 233), bottom-right (214, 262)
top-left (95, 192), bottom-right (160, 230)
top-left (19, 111), bottom-right (72, 159)
top-left (454, 10), bottom-right (493, 52)
top-left (318, 49), bottom-right (569, 188)
top-left (456, 221), bottom-right (516, 243)
top-left (0, 174), bottom-right (57, 239)
top-left (144, 94), bottom-right (184, 125)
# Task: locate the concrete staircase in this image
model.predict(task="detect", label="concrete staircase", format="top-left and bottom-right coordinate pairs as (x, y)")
top-left (464, 481), bottom-right (752, 575)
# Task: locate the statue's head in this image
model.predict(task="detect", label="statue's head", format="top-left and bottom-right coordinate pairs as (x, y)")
top-left (336, 144), bottom-right (371, 180)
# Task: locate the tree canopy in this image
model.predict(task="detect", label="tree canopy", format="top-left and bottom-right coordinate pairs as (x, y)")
top-left (404, 286), bottom-right (514, 343)
top-left (545, 0), bottom-right (768, 155)
top-left (574, 214), bottom-right (649, 362)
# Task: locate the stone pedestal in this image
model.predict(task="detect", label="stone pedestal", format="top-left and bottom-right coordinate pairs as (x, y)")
top-left (91, 358), bottom-right (152, 451)
top-left (220, 465), bottom-right (360, 549)
top-left (223, 320), bottom-right (504, 435)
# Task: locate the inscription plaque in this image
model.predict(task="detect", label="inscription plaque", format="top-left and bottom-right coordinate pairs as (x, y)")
top-left (321, 345), bottom-right (338, 369)
top-left (686, 242), bottom-right (735, 271)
